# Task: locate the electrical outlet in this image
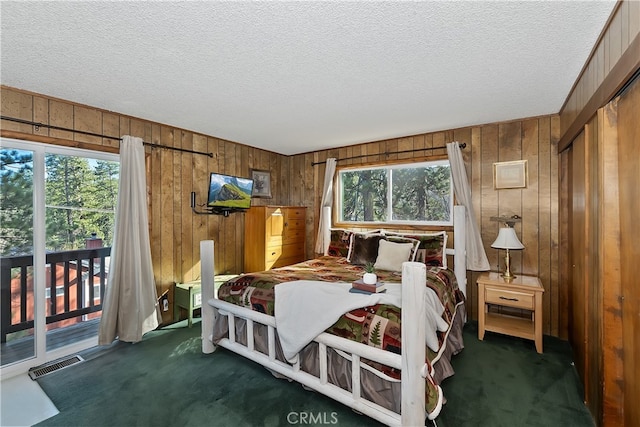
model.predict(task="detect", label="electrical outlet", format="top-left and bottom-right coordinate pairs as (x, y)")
top-left (162, 298), bottom-right (169, 311)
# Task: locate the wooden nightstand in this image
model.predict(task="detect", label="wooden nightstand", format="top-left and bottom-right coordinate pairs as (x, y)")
top-left (477, 272), bottom-right (544, 353)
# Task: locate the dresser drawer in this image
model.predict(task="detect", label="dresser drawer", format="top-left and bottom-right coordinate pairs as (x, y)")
top-left (285, 218), bottom-right (305, 230)
top-left (485, 286), bottom-right (534, 310)
top-left (283, 227), bottom-right (305, 244)
top-left (282, 242), bottom-right (305, 258)
top-left (285, 208), bottom-right (306, 222)
top-left (265, 246), bottom-right (283, 264)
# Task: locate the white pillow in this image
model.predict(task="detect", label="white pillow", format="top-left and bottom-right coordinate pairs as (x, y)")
top-left (374, 239), bottom-right (414, 272)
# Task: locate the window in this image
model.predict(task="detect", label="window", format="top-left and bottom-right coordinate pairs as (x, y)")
top-left (336, 159), bottom-right (453, 226)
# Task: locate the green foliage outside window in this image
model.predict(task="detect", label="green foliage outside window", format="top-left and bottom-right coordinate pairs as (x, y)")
top-left (0, 149), bottom-right (34, 256)
top-left (44, 154), bottom-right (119, 252)
top-left (0, 149), bottom-right (119, 256)
top-left (338, 160), bottom-right (452, 225)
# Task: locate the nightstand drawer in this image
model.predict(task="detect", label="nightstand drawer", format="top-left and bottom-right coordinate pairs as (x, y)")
top-left (485, 286), bottom-right (534, 310)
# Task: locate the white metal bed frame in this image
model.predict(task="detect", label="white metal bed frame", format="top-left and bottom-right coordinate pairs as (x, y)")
top-left (200, 205), bottom-right (466, 426)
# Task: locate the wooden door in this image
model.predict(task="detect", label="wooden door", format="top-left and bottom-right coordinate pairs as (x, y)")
top-left (569, 131), bottom-right (588, 395)
top-left (616, 75), bottom-right (640, 427)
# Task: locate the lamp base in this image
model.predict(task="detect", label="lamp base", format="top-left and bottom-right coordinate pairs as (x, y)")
top-left (501, 272), bottom-right (516, 281)
top-left (502, 250), bottom-right (516, 280)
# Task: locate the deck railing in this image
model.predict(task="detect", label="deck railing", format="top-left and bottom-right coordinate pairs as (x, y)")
top-left (0, 247), bottom-right (111, 342)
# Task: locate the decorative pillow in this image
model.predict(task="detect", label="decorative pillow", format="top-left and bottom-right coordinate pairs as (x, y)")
top-left (326, 228), bottom-right (353, 257)
top-left (385, 236), bottom-right (420, 262)
top-left (348, 233), bottom-right (385, 265)
top-left (374, 239), bottom-right (415, 272)
top-left (385, 231), bottom-right (448, 268)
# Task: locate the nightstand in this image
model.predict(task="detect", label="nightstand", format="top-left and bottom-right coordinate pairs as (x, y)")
top-left (174, 281), bottom-right (202, 328)
top-left (477, 272), bottom-right (544, 353)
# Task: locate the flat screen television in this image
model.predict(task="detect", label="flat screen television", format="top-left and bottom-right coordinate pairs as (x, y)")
top-left (206, 172), bottom-right (254, 215)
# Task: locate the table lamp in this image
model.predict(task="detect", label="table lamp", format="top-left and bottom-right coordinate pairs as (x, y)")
top-left (491, 226), bottom-right (524, 279)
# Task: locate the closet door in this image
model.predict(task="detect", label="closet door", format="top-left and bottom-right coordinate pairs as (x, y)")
top-left (569, 131), bottom-right (588, 396)
top-left (615, 74), bottom-right (640, 427)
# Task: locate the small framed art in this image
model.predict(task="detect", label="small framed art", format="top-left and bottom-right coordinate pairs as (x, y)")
top-left (493, 160), bottom-right (528, 189)
top-left (251, 169), bottom-right (272, 198)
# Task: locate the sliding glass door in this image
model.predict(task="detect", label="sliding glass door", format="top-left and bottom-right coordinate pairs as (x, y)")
top-left (0, 138), bottom-right (119, 377)
top-left (0, 144), bottom-right (37, 370)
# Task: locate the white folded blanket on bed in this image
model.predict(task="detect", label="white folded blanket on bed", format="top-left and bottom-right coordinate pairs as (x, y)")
top-left (274, 280), bottom-right (448, 364)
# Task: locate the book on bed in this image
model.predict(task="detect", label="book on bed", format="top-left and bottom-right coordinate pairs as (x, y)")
top-left (351, 279), bottom-right (386, 293)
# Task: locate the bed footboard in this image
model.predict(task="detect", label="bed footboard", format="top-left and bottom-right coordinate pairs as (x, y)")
top-left (200, 239), bottom-right (436, 425)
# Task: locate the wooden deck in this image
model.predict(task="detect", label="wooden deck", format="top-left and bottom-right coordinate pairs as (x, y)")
top-left (0, 319), bottom-right (100, 367)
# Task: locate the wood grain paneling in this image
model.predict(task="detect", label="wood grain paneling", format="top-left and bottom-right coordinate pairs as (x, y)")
top-left (0, 86), bottom-right (286, 287)
top-left (598, 99), bottom-right (624, 427)
top-left (297, 115), bottom-right (561, 336)
top-left (562, 75), bottom-right (639, 427)
top-left (616, 75), bottom-right (640, 427)
top-left (569, 130), bottom-right (588, 397)
top-left (1, 87), bottom-right (562, 338)
top-left (559, 0), bottom-right (640, 150)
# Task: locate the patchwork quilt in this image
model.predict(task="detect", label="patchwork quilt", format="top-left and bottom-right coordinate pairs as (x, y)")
top-left (216, 255), bottom-right (465, 417)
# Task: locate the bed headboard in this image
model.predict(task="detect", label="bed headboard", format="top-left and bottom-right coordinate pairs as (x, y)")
top-left (321, 205), bottom-right (467, 297)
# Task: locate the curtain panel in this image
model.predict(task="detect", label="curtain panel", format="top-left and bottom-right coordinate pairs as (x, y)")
top-left (446, 142), bottom-right (490, 271)
top-left (99, 135), bottom-right (160, 345)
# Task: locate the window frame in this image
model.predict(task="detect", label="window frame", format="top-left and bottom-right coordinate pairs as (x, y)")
top-left (333, 155), bottom-right (454, 229)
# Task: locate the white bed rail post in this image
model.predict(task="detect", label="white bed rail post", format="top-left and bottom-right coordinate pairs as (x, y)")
top-left (453, 205), bottom-right (467, 298)
top-left (201, 240), bottom-right (216, 354)
top-left (401, 261), bottom-right (427, 426)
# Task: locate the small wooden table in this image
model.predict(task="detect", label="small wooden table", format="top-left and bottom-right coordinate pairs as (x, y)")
top-left (174, 281), bottom-right (202, 328)
top-left (477, 272), bottom-right (544, 353)
top-left (174, 275), bottom-right (238, 327)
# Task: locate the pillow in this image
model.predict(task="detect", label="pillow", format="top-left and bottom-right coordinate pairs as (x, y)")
top-left (385, 231), bottom-right (448, 268)
top-left (374, 239), bottom-right (415, 272)
top-left (326, 228), bottom-right (353, 258)
top-left (385, 235), bottom-right (420, 262)
top-left (348, 233), bottom-right (385, 265)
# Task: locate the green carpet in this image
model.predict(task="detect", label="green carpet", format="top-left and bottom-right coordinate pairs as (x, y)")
top-left (35, 320), bottom-right (594, 427)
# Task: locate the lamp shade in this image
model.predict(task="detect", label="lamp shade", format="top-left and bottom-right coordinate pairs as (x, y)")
top-left (491, 227), bottom-right (524, 250)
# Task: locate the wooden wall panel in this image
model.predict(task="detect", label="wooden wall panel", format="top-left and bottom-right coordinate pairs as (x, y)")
top-left (1, 86), bottom-right (563, 337)
top-left (0, 86), bottom-right (285, 287)
top-left (585, 117), bottom-right (603, 422)
top-left (296, 115), bottom-right (562, 335)
top-left (549, 116), bottom-right (561, 338)
top-left (192, 134), bottom-right (209, 279)
top-left (569, 130), bottom-right (588, 396)
top-left (0, 89), bottom-right (33, 133)
top-left (599, 99), bottom-right (624, 427)
top-left (180, 131), bottom-right (194, 283)
top-left (559, 0), bottom-right (640, 149)
top-left (537, 117), bottom-right (552, 335)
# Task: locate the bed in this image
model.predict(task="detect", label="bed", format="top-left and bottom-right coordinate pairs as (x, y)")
top-left (200, 205), bottom-right (467, 426)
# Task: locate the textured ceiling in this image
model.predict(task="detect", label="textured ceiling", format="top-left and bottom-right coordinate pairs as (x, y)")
top-left (1, 1), bottom-right (616, 155)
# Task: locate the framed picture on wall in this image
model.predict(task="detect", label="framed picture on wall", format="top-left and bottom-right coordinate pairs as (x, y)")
top-left (251, 169), bottom-right (272, 198)
top-left (493, 160), bottom-right (528, 189)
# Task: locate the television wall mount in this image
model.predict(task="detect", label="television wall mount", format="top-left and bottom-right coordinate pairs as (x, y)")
top-left (190, 192), bottom-right (231, 217)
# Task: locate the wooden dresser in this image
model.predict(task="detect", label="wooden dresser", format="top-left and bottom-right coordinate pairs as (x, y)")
top-left (244, 206), bottom-right (307, 272)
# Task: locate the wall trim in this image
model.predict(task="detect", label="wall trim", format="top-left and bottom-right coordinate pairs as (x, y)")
top-left (559, 32), bottom-right (640, 152)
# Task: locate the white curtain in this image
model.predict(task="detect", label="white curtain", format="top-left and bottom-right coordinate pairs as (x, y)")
top-left (99, 136), bottom-right (160, 344)
top-left (314, 158), bottom-right (337, 254)
top-left (447, 142), bottom-right (490, 271)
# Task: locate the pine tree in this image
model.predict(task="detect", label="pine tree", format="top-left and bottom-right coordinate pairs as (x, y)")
top-left (0, 148), bottom-right (119, 256)
top-left (0, 149), bottom-right (34, 256)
